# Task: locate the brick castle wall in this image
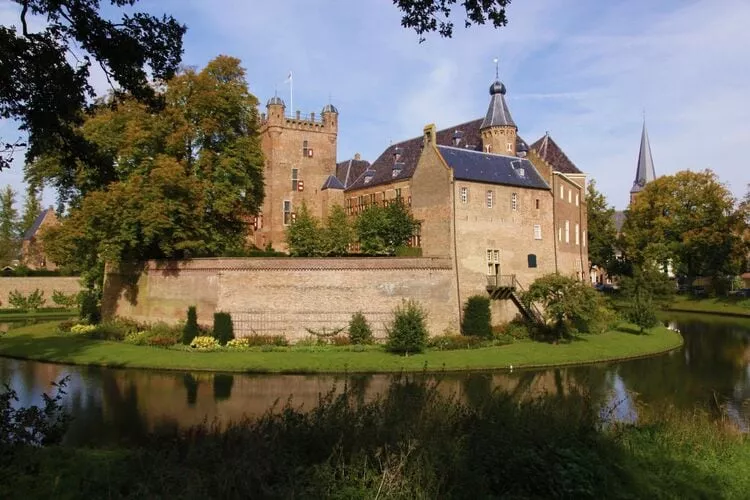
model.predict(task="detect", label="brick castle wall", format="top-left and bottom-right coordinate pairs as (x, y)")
top-left (103, 257), bottom-right (459, 341)
top-left (0, 277), bottom-right (81, 308)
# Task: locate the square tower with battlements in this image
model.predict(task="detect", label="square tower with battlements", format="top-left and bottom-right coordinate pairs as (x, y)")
top-left (254, 97), bottom-right (339, 251)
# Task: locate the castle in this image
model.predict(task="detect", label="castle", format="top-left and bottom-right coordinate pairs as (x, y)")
top-left (240, 76), bottom-right (590, 323)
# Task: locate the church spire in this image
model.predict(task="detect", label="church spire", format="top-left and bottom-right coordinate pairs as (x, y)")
top-left (630, 120), bottom-right (656, 199)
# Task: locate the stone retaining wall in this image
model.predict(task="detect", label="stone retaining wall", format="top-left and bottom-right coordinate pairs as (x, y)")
top-left (103, 257), bottom-right (459, 340)
top-left (0, 277), bottom-right (81, 308)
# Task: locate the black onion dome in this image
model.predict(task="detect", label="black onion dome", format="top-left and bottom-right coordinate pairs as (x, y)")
top-left (322, 103), bottom-right (339, 114)
top-left (267, 96), bottom-right (285, 106)
top-left (489, 80), bottom-right (506, 95)
top-left (516, 137), bottom-right (529, 153)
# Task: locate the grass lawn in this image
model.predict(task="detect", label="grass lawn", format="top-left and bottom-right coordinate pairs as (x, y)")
top-left (0, 321), bottom-right (683, 373)
top-left (0, 310), bottom-right (77, 322)
top-left (666, 295), bottom-right (750, 317)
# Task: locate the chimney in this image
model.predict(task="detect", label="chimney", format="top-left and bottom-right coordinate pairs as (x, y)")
top-left (423, 123), bottom-right (436, 146)
top-left (354, 153), bottom-right (361, 161)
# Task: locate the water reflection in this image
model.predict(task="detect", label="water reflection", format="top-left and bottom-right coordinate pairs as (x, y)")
top-left (1, 313), bottom-right (748, 445)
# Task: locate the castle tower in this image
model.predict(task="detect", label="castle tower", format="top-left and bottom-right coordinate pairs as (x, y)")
top-left (255, 96), bottom-right (339, 251)
top-left (629, 120), bottom-right (656, 204)
top-left (480, 79), bottom-right (517, 156)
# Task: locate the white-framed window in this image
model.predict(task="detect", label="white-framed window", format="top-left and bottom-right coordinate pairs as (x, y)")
top-left (568, 190), bottom-right (572, 203)
top-left (487, 248), bottom-right (500, 275)
top-left (485, 144), bottom-right (492, 153)
top-left (565, 220), bottom-right (570, 243)
top-left (291, 168), bottom-right (299, 191)
top-left (506, 142), bottom-right (513, 152)
top-left (534, 224), bottom-right (542, 240)
top-left (460, 187), bottom-right (468, 204)
top-left (283, 200), bottom-right (292, 225)
top-left (486, 190), bottom-right (494, 208)
top-left (302, 140), bottom-right (309, 157)
top-left (511, 192), bottom-right (518, 211)
top-left (558, 227), bottom-right (562, 241)
top-left (575, 193), bottom-right (579, 206)
top-left (560, 185), bottom-right (564, 199)
top-left (575, 223), bottom-right (580, 245)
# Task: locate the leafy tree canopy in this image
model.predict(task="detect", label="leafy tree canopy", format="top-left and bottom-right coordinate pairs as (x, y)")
top-left (622, 170), bottom-right (746, 281)
top-left (0, 187), bottom-right (20, 266)
top-left (0, 0), bottom-right (185, 172)
top-left (41, 56), bottom-right (265, 284)
top-left (355, 200), bottom-right (418, 256)
top-left (285, 202), bottom-right (323, 257)
top-left (586, 180), bottom-right (618, 274)
top-left (393, 0), bottom-right (511, 41)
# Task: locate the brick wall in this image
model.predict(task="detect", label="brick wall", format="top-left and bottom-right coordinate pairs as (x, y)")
top-left (0, 277), bottom-right (81, 308)
top-left (103, 257), bottom-right (459, 341)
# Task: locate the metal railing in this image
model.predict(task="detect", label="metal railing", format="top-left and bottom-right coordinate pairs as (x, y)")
top-left (486, 274), bottom-right (516, 288)
top-left (230, 310), bottom-right (392, 339)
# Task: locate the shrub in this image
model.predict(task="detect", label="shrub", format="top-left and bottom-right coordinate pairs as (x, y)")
top-left (143, 322), bottom-right (181, 346)
top-left (70, 324), bottom-right (97, 335)
top-left (57, 320), bottom-right (76, 333)
top-left (385, 299), bottom-right (428, 354)
top-left (51, 290), bottom-right (78, 309)
top-left (462, 295), bottom-right (492, 338)
top-left (330, 335), bottom-right (351, 346)
top-left (124, 331), bottom-right (148, 345)
top-left (626, 292), bottom-right (658, 333)
top-left (7, 290), bottom-right (27, 310)
top-left (25, 289), bottom-right (46, 311)
top-left (182, 306), bottom-right (199, 345)
top-left (146, 335), bottom-right (179, 348)
top-left (226, 338), bottom-right (250, 350)
top-left (243, 335), bottom-right (289, 347)
top-left (190, 336), bottom-right (220, 352)
top-left (348, 312), bottom-right (373, 345)
top-left (213, 312), bottom-right (235, 345)
top-left (495, 321), bottom-right (531, 340)
top-left (79, 290), bottom-right (101, 324)
top-left (87, 322), bottom-right (128, 341)
top-left (428, 334), bottom-right (485, 351)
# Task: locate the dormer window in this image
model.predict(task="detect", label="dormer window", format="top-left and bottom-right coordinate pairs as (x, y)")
top-left (452, 130), bottom-right (464, 146)
top-left (393, 147), bottom-right (403, 162)
top-left (364, 174), bottom-right (373, 184)
top-left (392, 169), bottom-right (400, 178)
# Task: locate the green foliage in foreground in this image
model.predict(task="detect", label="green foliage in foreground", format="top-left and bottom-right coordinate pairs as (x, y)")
top-left (461, 295), bottom-right (492, 338)
top-left (182, 307), bottom-right (199, 345)
top-left (1, 377), bottom-right (748, 499)
top-left (0, 321), bottom-right (682, 373)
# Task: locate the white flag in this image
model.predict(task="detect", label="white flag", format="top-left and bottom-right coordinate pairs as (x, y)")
top-left (285, 71), bottom-right (292, 83)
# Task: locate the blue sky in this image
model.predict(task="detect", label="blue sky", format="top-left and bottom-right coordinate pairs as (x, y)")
top-left (1, 0), bottom-right (748, 210)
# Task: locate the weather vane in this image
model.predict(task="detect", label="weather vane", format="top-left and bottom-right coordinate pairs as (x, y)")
top-left (493, 57), bottom-right (499, 80)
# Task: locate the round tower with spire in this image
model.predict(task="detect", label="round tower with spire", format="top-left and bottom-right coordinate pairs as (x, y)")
top-left (480, 59), bottom-right (518, 156)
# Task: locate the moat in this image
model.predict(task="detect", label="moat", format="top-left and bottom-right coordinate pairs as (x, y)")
top-left (2, 312), bottom-right (749, 446)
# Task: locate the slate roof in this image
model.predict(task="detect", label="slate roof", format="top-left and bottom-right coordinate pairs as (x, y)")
top-left (530, 133), bottom-right (582, 174)
top-left (437, 146), bottom-right (550, 190)
top-left (335, 158), bottom-right (370, 188)
top-left (321, 175), bottom-right (346, 190)
top-left (23, 210), bottom-right (49, 240)
top-left (630, 121), bottom-right (656, 194)
top-left (346, 118), bottom-right (486, 192)
top-left (480, 81), bottom-right (516, 129)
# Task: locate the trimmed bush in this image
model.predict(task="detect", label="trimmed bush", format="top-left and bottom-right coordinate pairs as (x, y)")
top-left (182, 306), bottom-right (199, 345)
top-left (462, 295), bottom-right (492, 338)
top-left (385, 299), bottom-right (428, 354)
top-left (79, 290), bottom-right (101, 325)
top-left (348, 312), bottom-right (373, 345)
top-left (213, 312), bottom-right (234, 345)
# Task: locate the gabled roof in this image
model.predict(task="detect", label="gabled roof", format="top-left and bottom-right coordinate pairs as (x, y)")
top-left (335, 158), bottom-right (370, 188)
top-left (437, 146), bottom-right (550, 190)
top-left (321, 175), bottom-right (346, 190)
top-left (23, 209), bottom-right (50, 240)
top-left (630, 121), bottom-right (656, 194)
top-left (346, 118), bottom-right (486, 192)
top-left (530, 133), bottom-right (582, 174)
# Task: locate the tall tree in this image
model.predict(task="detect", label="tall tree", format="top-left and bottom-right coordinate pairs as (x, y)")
top-left (323, 204), bottom-right (354, 256)
top-left (393, 0), bottom-right (511, 41)
top-left (0, 187), bottom-right (20, 266)
top-left (0, 1), bottom-right (185, 174)
top-left (585, 180), bottom-right (617, 274)
top-left (622, 170), bottom-right (746, 283)
top-left (40, 56), bottom-right (265, 287)
top-left (355, 200), bottom-right (418, 256)
top-left (19, 184), bottom-right (43, 236)
top-left (285, 202), bottom-right (323, 257)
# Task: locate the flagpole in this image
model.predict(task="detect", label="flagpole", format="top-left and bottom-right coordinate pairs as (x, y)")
top-left (290, 71), bottom-right (293, 117)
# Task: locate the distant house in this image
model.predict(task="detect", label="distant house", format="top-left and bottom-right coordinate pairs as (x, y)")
top-left (21, 208), bottom-right (59, 270)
